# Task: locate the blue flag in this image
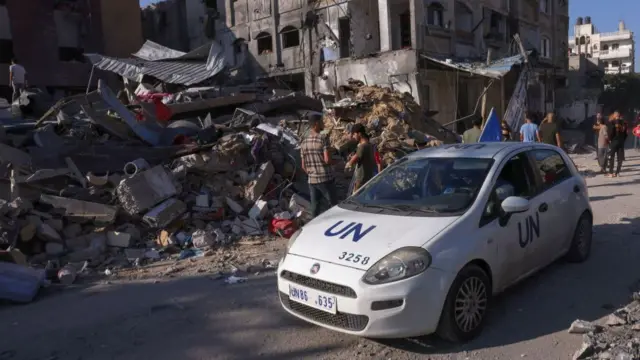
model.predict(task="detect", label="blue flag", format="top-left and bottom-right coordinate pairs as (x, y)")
top-left (479, 108), bottom-right (502, 142)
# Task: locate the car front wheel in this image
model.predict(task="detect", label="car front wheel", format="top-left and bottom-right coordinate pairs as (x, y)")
top-left (436, 264), bottom-right (491, 343)
top-left (565, 212), bottom-right (592, 263)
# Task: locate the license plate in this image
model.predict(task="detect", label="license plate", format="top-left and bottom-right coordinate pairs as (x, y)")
top-left (288, 284), bottom-right (337, 314)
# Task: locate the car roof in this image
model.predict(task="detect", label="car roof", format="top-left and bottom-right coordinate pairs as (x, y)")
top-left (406, 142), bottom-right (561, 160)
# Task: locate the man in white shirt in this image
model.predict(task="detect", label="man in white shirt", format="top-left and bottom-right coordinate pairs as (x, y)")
top-left (9, 58), bottom-right (27, 102)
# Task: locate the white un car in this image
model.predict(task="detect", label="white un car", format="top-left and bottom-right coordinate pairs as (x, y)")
top-left (278, 142), bottom-right (593, 342)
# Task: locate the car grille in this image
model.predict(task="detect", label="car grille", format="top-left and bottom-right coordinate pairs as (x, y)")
top-left (280, 270), bottom-right (357, 298)
top-left (279, 292), bottom-right (369, 331)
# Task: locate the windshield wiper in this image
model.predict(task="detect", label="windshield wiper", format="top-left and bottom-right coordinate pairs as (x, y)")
top-left (341, 198), bottom-right (363, 207)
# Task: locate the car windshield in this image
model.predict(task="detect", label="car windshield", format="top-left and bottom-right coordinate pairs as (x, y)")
top-left (344, 157), bottom-right (493, 214)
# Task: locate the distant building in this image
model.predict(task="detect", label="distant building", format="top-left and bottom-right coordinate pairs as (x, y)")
top-left (141, 0), bottom-right (218, 52)
top-left (0, 0), bottom-right (143, 99)
top-left (568, 17), bottom-right (635, 75)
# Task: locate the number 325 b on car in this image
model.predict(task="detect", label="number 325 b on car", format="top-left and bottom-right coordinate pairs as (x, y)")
top-left (338, 252), bottom-right (370, 265)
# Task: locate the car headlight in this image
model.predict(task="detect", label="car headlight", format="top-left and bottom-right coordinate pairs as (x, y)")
top-left (362, 247), bottom-right (432, 285)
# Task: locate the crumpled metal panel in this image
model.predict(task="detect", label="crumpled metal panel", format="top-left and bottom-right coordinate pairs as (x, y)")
top-left (133, 40), bottom-right (187, 61)
top-left (420, 52), bottom-right (531, 79)
top-left (85, 41), bottom-right (227, 86)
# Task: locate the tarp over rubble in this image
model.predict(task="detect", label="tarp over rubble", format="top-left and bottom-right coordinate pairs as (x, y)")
top-left (85, 40), bottom-right (227, 86)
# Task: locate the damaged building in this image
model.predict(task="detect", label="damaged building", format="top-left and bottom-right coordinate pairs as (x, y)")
top-left (141, 0), bottom-right (220, 52)
top-left (215, 0), bottom-right (569, 128)
top-left (0, 0), bottom-right (143, 100)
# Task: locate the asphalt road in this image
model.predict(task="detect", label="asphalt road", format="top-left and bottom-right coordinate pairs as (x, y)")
top-left (3, 152), bottom-right (640, 360)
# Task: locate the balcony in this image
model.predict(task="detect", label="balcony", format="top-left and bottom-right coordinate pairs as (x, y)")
top-left (599, 48), bottom-right (632, 59)
top-left (599, 30), bottom-right (633, 41)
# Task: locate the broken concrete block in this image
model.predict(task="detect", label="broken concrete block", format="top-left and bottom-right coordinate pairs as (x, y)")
top-left (6, 197), bottom-right (33, 217)
top-left (45, 219), bottom-right (64, 232)
top-left (142, 198), bottom-right (187, 228)
top-left (124, 248), bottom-right (146, 260)
top-left (289, 193), bottom-right (311, 217)
top-left (19, 222), bottom-right (37, 242)
top-left (231, 218), bottom-right (244, 235)
top-left (242, 219), bottom-right (262, 236)
top-left (249, 199), bottom-right (268, 220)
top-left (45, 242), bottom-right (65, 256)
top-left (116, 165), bottom-right (179, 215)
top-left (0, 143), bottom-right (32, 169)
top-left (192, 229), bottom-right (215, 248)
top-left (63, 223), bottom-right (83, 239)
top-left (25, 215), bottom-right (43, 227)
top-left (568, 320), bottom-right (599, 334)
top-left (119, 223), bottom-right (141, 242)
top-left (195, 193), bottom-right (210, 208)
top-left (40, 195), bottom-right (118, 224)
top-left (36, 223), bottom-right (62, 243)
top-left (65, 232), bottom-right (107, 262)
top-left (106, 231), bottom-right (132, 248)
top-left (226, 197), bottom-right (244, 214)
top-left (244, 162), bottom-right (274, 202)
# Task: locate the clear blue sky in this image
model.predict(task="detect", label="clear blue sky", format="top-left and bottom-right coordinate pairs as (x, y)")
top-left (138, 0), bottom-right (638, 71)
top-left (569, 0), bottom-right (638, 71)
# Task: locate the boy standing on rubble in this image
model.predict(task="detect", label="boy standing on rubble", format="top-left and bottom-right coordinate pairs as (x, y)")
top-left (9, 58), bottom-right (27, 103)
top-left (301, 114), bottom-right (337, 217)
top-left (345, 124), bottom-right (377, 194)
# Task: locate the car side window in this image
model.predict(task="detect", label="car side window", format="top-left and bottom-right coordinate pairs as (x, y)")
top-left (479, 153), bottom-right (537, 227)
top-left (530, 149), bottom-right (572, 191)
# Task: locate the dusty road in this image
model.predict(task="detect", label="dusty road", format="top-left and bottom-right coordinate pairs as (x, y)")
top-left (3, 152), bottom-right (640, 360)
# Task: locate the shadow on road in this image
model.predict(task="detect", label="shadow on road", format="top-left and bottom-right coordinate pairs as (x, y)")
top-left (590, 193), bottom-right (632, 201)
top-left (374, 217), bottom-right (640, 355)
top-left (0, 274), bottom-right (345, 360)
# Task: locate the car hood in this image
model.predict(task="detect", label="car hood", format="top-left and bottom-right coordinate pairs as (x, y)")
top-left (288, 206), bottom-right (458, 270)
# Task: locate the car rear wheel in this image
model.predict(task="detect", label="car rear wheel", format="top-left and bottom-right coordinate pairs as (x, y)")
top-left (436, 264), bottom-right (491, 343)
top-left (565, 212), bottom-right (592, 263)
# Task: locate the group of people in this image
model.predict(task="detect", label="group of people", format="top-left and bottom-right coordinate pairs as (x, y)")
top-left (593, 111), bottom-right (628, 178)
top-left (299, 115), bottom-right (382, 217)
top-left (461, 112), bottom-right (562, 148)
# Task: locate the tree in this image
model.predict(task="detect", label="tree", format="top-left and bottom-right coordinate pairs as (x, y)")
top-left (600, 73), bottom-right (640, 117)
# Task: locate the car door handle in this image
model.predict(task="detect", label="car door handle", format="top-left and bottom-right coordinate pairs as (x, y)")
top-left (539, 203), bottom-right (548, 212)
top-left (573, 185), bottom-right (580, 193)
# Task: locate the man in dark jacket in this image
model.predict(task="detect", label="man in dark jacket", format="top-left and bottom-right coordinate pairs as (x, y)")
top-left (605, 111), bottom-right (626, 178)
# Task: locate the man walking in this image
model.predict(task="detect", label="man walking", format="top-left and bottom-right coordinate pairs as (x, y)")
top-left (593, 114), bottom-right (608, 172)
top-left (300, 114), bottom-right (337, 217)
top-left (462, 118), bottom-right (482, 143)
top-left (605, 111), bottom-right (626, 178)
top-left (345, 123), bottom-right (377, 194)
top-left (539, 112), bottom-right (563, 148)
top-left (9, 58), bottom-right (27, 103)
top-left (519, 113), bottom-right (539, 143)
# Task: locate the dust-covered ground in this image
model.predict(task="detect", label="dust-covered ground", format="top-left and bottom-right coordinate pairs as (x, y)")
top-left (3, 151), bottom-right (640, 360)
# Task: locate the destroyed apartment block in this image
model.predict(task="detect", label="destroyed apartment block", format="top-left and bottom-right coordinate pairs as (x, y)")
top-left (0, 38), bottom-right (462, 303)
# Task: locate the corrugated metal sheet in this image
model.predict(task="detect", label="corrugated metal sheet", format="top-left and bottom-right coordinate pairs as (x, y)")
top-left (421, 53), bottom-right (530, 79)
top-left (85, 41), bottom-right (227, 86)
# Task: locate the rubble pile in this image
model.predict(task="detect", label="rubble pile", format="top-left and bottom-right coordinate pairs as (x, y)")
top-left (569, 293), bottom-right (640, 359)
top-left (323, 80), bottom-right (446, 166)
top-left (0, 77), bottom-right (449, 303)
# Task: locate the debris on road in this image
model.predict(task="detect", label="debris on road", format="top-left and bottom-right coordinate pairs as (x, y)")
top-left (569, 293), bottom-right (640, 359)
top-left (0, 74), bottom-right (450, 302)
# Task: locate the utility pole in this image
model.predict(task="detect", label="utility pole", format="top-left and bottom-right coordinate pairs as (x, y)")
top-left (480, 47), bottom-right (493, 126)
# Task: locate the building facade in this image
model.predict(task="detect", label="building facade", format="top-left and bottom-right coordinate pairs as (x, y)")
top-left (0, 0), bottom-right (143, 99)
top-left (214, 0), bottom-right (568, 126)
top-left (142, 0), bottom-right (219, 52)
top-left (568, 17), bottom-right (635, 75)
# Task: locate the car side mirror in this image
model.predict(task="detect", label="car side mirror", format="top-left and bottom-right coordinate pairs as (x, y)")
top-left (501, 196), bottom-right (530, 214)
